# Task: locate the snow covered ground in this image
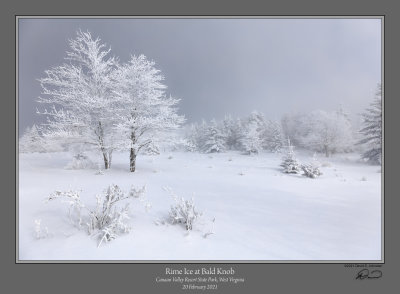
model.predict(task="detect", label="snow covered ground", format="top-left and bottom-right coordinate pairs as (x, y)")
top-left (18, 150), bottom-right (382, 261)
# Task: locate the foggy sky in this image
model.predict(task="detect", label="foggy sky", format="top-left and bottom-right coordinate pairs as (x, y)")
top-left (18, 18), bottom-right (382, 134)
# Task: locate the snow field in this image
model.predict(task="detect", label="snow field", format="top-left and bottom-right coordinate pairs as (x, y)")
top-left (19, 151), bottom-right (381, 261)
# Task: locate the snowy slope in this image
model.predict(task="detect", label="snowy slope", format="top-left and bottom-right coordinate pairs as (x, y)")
top-left (18, 151), bottom-right (382, 261)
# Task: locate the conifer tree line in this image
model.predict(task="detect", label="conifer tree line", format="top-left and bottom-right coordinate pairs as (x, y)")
top-left (185, 111), bottom-right (284, 155)
top-left (185, 84), bottom-right (382, 164)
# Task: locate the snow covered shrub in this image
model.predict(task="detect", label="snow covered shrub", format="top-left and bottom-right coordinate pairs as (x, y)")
top-left (301, 154), bottom-right (322, 178)
top-left (34, 219), bottom-right (49, 239)
top-left (65, 153), bottom-right (96, 170)
top-left (94, 163), bottom-right (105, 175)
top-left (280, 139), bottom-right (301, 174)
top-left (46, 189), bottom-right (85, 227)
top-left (163, 187), bottom-right (202, 231)
top-left (301, 164), bottom-right (322, 178)
top-left (45, 184), bottom-right (149, 247)
top-left (95, 169), bottom-right (104, 175)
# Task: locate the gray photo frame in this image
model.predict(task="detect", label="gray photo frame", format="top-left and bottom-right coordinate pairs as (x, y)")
top-left (3, 1), bottom-right (397, 293)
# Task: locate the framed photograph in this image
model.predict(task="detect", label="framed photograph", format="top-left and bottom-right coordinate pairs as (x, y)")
top-left (17, 16), bottom-right (383, 264)
top-left (6, 0), bottom-right (396, 291)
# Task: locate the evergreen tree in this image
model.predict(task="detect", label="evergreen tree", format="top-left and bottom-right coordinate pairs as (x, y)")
top-left (203, 119), bottom-right (226, 153)
top-left (19, 125), bottom-right (45, 153)
top-left (261, 120), bottom-right (284, 152)
top-left (240, 121), bottom-right (262, 155)
top-left (221, 115), bottom-right (244, 150)
top-left (358, 84), bottom-right (382, 164)
top-left (186, 120), bottom-right (208, 151)
top-left (280, 138), bottom-right (301, 173)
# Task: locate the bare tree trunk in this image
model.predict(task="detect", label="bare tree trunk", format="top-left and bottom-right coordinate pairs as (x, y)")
top-left (108, 151), bottom-right (113, 168)
top-left (130, 148), bottom-right (136, 172)
top-left (324, 145), bottom-right (330, 157)
top-left (102, 151), bottom-right (110, 169)
top-left (129, 131), bottom-right (137, 172)
top-left (97, 121), bottom-right (111, 169)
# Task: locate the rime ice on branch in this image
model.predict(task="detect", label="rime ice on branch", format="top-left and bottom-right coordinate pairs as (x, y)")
top-left (37, 30), bottom-right (118, 169)
top-left (112, 55), bottom-right (185, 172)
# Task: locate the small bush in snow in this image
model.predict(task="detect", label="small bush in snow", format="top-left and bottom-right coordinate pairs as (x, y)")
top-left (45, 184), bottom-right (149, 247)
top-left (65, 153), bottom-right (95, 170)
top-left (361, 176), bottom-right (367, 181)
top-left (34, 219), bottom-right (49, 239)
top-left (301, 153), bottom-right (322, 178)
top-left (95, 164), bottom-right (104, 175)
top-left (163, 187), bottom-right (202, 231)
top-left (301, 164), bottom-right (322, 178)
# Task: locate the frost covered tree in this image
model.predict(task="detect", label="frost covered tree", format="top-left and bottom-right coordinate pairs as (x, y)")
top-left (281, 112), bottom-right (307, 148)
top-left (358, 84), bottom-right (382, 164)
top-left (112, 55), bottom-right (185, 172)
top-left (202, 119), bottom-right (226, 153)
top-left (236, 111), bottom-right (266, 154)
top-left (240, 121), bottom-right (262, 155)
top-left (261, 120), bottom-right (284, 152)
top-left (281, 109), bottom-right (354, 157)
top-left (221, 115), bottom-right (244, 150)
top-left (185, 120), bottom-right (209, 152)
top-left (302, 110), bottom-right (354, 157)
top-left (280, 138), bottom-right (301, 173)
top-left (37, 30), bottom-right (118, 169)
top-left (246, 111), bottom-right (267, 131)
top-left (19, 125), bottom-right (45, 153)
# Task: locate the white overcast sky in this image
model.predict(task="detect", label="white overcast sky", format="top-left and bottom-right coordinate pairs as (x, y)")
top-left (18, 18), bottom-right (382, 133)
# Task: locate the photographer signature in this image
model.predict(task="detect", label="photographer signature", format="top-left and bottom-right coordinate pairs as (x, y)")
top-left (355, 269), bottom-right (382, 280)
